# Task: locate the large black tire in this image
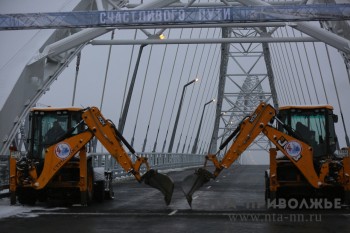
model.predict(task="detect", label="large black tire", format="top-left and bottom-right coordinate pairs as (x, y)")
top-left (10, 192), bottom-right (16, 205)
top-left (93, 180), bottom-right (105, 202)
top-left (81, 160), bottom-right (94, 206)
top-left (17, 187), bottom-right (37, 205)
top-left (104, 178), bottom-right (114, 200)
top-left (264, 172), bottom-right (270, 203)
top-left (344, 191), bottom-right (350, 205)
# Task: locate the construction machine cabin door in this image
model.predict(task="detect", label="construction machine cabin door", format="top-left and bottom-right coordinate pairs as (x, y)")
top-left (28, 108), bottom-right (83, 166)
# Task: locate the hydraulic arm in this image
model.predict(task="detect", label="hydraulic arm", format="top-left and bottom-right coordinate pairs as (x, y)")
top-left (182, 102), bottom-right (326, 206)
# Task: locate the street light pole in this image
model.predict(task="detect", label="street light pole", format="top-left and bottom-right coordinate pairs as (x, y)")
top-left (191, 99), bottom-right (215, 154)
top-left (168, 78), bottom-right (199, 153)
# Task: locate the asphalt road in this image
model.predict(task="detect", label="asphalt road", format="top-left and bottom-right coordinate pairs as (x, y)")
top-left (1, 165), bottom-right (349, 233)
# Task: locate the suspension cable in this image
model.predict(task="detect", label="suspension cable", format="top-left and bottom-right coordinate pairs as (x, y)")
top-left (186, 28), bottom-right (217, 152)
top-left (284, 27), bottom-right (306, 104)
top-left (270, 45), bottom-right (287, 105)
top-left (153, 29), bottom-right (184, 152)
top-left (291, 29), bottom-right (313, 103)
top-left (176, 29), bottom-right (203, 153)
top-left (276, 28), bottom-right (300, 104)
top-left (162, 28), bottom-right (194, 152)
top-left (312, 42), bottom-right (329, 103)
top-left (119, 30), bottom-right (138, 119)
top-left (271, 40), bottom-right (293, 104)
top-left (281, 28), bottom-right (302, 104)
top-left (142, 31), bottom-right (172, 152)
top-left (100, 30), bottom-right (115, 110)
top-left (198, 53), bottom-right (221, 154)
top-left (194, 43), bottom-right (221, 153)
top-left (130, 44), bottom-right (153, 147)
top-left (325, 45), bottom-right (350, 147)
top-left (300, 31), bottom-right (320, 104)
top-left (182, 28), bottom-right (211, 153)
top-left (344, 60), bottom-right (350, 86)
top-left (71, 51), bottom-right (81, 106)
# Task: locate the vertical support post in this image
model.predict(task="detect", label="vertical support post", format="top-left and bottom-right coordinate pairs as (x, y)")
top-left (209, 27), bottom-right (229, 153)
top-left (269, 148), bottom-right (277, 201)
top-left (79, 147), bottom-right (88, 205)
top-left (9, 150), bottom-right (18, 205)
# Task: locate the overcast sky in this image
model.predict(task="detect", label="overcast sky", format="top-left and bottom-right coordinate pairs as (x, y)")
top-left (1, 0), bottom-right (349, 164)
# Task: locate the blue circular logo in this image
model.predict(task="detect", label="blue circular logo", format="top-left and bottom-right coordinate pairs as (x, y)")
top-left (285, 141), bottom-right (302, 161)
top-left (54, 143), bottom-right (71, 159)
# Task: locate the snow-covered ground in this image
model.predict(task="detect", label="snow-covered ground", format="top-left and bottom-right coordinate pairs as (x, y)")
top-left (0, 197), bottom-right (66, 219)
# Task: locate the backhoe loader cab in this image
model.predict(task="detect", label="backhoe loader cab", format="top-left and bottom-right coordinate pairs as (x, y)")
top-left (277, 105), bottom-right (338, 159)
top-left (29, 107), bottom-right (83, 161)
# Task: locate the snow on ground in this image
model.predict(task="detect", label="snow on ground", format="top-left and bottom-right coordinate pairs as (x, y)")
top-left (0, 197), bottom-right (66, 219)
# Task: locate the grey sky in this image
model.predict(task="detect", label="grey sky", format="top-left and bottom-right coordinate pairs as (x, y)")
top-left (1, 0), bottom-right (349, 165)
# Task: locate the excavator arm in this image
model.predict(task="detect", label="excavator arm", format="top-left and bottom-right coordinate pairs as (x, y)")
top-left (82, 107), bottom-right (174, 205)
top-left (182, 102), bottom-right (321, 206)
top-left (19, 107), bottom-right (174, 205)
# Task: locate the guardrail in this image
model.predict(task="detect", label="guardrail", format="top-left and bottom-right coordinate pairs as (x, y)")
top-left (0, 155), bottom-right (9, 197)
top-left (0, 152), bottom-right (205, 196)
top-left (90, 152), bottom-right (205, 179)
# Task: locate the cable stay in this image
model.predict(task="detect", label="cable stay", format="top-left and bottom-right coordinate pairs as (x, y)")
top-left (325, 45), bottom-right (350, 147)
top-left (142, 31), bottom-right (170, 152)
top-left (100, 30), bottom-right (115, 111)
top-left (131, 44), bottom-right (153, 148)
top-left (312, 42), bottom-right (329, 103)
top-left (157, 29), bottom-right (184, 153)
top-left (284, 27), bottom-right (306, 105)
top-left (71, 51), bottom-right (81, 106)
top-left (118, 42), bottom-right (146, 135)
top-left (119, 30), bottom-right (138, 121)
top-left (183, 29), bottom-right (211, 153)
top-left (176, 29), bottom-right (203, 153)
top-left (167, 29), bottom-right (195, 153)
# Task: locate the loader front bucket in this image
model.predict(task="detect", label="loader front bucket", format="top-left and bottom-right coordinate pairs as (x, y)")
top-left (181, 168), bottom-right (214, 206)
top-left (141, 169), bottom-right (174, 205)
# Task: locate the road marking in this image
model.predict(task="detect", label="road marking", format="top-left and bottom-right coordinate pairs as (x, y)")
top-left (215, 180), bottom-right (220, 183)
top-left (207, 186), bottom-right (212, 189)
top-left (193, 196), bottom-right (199, 200)
top-left (168, 210), bottom-right (178, 216)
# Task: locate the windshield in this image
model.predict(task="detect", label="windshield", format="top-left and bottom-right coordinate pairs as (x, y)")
top-left (279, 108), bottom-right (334, 158)
top-left (291, 113), bottom-right (326, 148)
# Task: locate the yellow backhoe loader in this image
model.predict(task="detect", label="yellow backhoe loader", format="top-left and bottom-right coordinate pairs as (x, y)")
top-left (9, 106), bottom-right (174, 206)
top-left (182, 102), bottom-right (350, 207)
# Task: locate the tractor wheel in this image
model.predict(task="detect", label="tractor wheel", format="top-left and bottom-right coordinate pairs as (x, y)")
top-left (105, 178), bottom-right (114, 200)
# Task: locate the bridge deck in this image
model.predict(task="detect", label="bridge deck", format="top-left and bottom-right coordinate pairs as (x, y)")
top-left (1, 165), bottom-right (349, 233)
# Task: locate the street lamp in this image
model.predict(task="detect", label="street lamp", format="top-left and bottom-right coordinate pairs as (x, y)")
top-left (191, 98), bottom-right (215, 154)
top-left (168, 78), bottom-right (199, 153)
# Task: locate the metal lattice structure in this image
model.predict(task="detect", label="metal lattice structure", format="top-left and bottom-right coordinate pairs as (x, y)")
top-left (1, 0), bottom-right (350, 165)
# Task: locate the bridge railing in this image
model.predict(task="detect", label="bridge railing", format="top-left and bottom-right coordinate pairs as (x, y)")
top-left (0, 155), bottom-right (9, 196)
top-left (0, 152), bottom-right (205, 191)
top-left (90, 152), bottom-right (205, 179)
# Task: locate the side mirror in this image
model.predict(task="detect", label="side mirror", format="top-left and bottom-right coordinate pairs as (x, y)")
top-left (333, 114), bottom-right (338, 123)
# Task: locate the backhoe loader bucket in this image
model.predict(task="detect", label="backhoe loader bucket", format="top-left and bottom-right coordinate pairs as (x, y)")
top-left (181, 168), bottom-right (214, 206)
top-left (141, 169), bottom-right (174, 205)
